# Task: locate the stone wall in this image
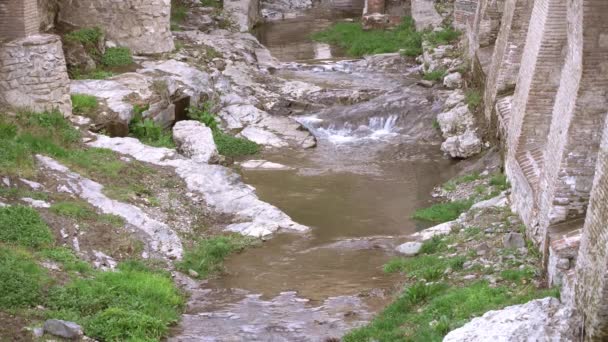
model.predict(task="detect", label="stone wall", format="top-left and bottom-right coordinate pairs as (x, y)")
top-left (0, 34), bottom-right (71, 115)
top-left (57, 0), bottom-right (174, 54)
top-left (0, 0), bottom-right (39, 42)
top-left (454, 0), bottom-right (478, 30)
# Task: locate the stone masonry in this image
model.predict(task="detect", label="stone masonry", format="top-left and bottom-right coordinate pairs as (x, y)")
top-left (57, 0), bottom-right (174, 54)
top-left (0, 34), bottom-right (72, 115)
top-left (0, 0), bottom-right (38, 43)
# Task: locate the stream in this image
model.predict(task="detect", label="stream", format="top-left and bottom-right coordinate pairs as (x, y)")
top-left (170, 12), bottom-right (456, 342)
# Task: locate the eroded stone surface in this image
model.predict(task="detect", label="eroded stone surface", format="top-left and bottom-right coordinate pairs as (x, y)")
top-left (173, 120), bottom-right (219, 164)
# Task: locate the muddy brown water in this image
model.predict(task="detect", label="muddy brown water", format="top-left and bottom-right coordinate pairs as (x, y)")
top-left (170, 13), bottom-right (457, 342)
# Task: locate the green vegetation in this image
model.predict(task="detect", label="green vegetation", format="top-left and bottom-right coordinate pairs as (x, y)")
top-left (200, 0), bottom-right (222, 8)
top-left (413, 199), bottom-right (474, 223)
top-left (344, 280), bottom-right (557, 341)
top-left (46, 261), bottom-right (184, 341)
top-left (177, 235), bottom-right (255, 278)
top-left (71, 94), bottom-right (99, 117)
top-left (490, 173), bottom-right (509, 191)
top-left (72, 69), bottom-right (114, 80)
top-left (101, 47), bottom-right (133, 68)
top-left (442, 172), bottom-right (482, 191)
top-left (129, 107), bottom-right (175, 148)
top-left (0, 206), bottom-right (53, 249)
top-left (0, 246), bottom-right (47, 310)
top-left (312, 17), bottom-right (422, 57)
top-left (187, 104), bottom-right (260, 157)
top-left (50, 201), bottom-right (96, 220)
top-left (65, 27), bottom-right (103, 46)
top-left (465, 89), bottom-right (482, 110)
top-left (39, 247), bottom-right (92, 274)
top-left (425, 27), bottom-right (461, 47)
top-left (423, 69), bottom-right (447, 81)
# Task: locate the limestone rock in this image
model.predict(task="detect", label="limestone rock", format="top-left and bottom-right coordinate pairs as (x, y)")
top-left (441, 130), bottom-right (482, 158)
top-left (396, 241), bottom-right (423, 256)
top-left (443, 298), bottom-right (580, 341)
top-left (239, 126), bottom-right (288, 148)
top-left (410, 221), bottom-right (454, 241)
top-left (444, 90), bottom-right (466, 110)
top-left (471, 192), bottom-right (508, 210)
top-left (503, 232), bottom-right (526, 249)
top-left (443, 72), bottom-right (463, 89)
top-left (412, 0), bottom-right (443, 30)
top-left (43, 319), bottom-right (83, 339)
top-left (240, 160), bottom-right (292, 170)
top-left (437, 105), bottom-right (474, 138)
top-left (63, 40), bottom-right (97, 72)
top-left (173, 120), bottom-right (219, 164)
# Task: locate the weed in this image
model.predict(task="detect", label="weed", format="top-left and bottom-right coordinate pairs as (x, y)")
top-left (188, 104), bottom-right (219, 131)
top-left (0, 246), bottom-right (46, 309)
top-left (490, 173), bottom-right (509, 191)
top-left (71, 94), bottom-right (99, 117)
top-left (129, 112), bottom-right (175, 148)
top-left (177, 235), bottom-right (255, 278)
top-left (420, 236), bottom-right (448, 254)
top-left (425, 27), bottom-right (461, 46)
top-left (65, 27), bottom-right (103, 46)
top-left (171, 0), bottom-right (189, 26)
top-left (0, 205), bottom-right (53, 248)
top-left (213, 131), bottom-right (259, 157)
top-left (39, 247), bottom-right (92, 274)
top-left (413, 199), bottom-right (474, 223)
top-left (433, 119), bottom-right (440, 131)
top-left (101, 47), bottom-right (133, 67)
top-left (423, 69), bottom-right (447, 81)
top-left (465, 89), bottom-right (482, 110)
top-left (312, 17), bottom-right (422, 57)
top-left (46, 261), bottom-right (184, 341)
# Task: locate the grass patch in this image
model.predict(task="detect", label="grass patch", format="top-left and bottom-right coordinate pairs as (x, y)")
top-left (465, 89), bottom-right (482, 110)
top-left (71, 94), bottom-right (99, 117)
top-left (384, 255), bottom-right (465, 281)
top-left (312, 17), bottom-right (422, 57)
top-left (490, 173), bottom-right (509, 191)
top-left (0, 246), bottom-right (47, 310)
top-left (64, 27), bottom-right (103, 46)
top-left (187, 104), bottom-right (259, 157)
top-left (413, 199), bottom-right (474, 223)
top-left (344, 281), bottom-right (558, 342)
top-left (0, 205), bottom-right (53, 249)
top-left (39, 247), bottom-right (92, 274)
top-left (50, 201), bottom-right (96, 220)
top-left (46, 261), bottom-right (184, 341)
top-left (423, 69), bottom-right (447, 81)
top-left (101, 47), bottom-right (133, 68)
top-left (129, 109), bottom-right (175, 148)
top-left (500, 268), bottom-right (535, 283)
top-left (177, 235), bottom-right (255, 278)
top-left (425, 27), bottom-right (461, 47)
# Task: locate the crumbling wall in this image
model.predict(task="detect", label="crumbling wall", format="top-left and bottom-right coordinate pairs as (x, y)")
top-left (57, 0), bottom-right (174, 54)
top-left (0, 34), bottom-right (71, 115)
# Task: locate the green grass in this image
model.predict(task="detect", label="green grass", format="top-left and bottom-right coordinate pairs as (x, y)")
top-left (413, 199), bottom-right (474, 223)
top-left (50, 201), bottom-right (96, 220)
top-left (129, 110), bottom-right (175, 148)
top-left (71, 94), bottom-right (99, 117)
top-left (65, 27), bottom-right (103, 46)
top-left (465, 89), bottom-right (482, 110)
top-left (384, 255), bottom-right (465, 281)
top-left (39, 247), bottom-right (92, 274)
top-left (490, 173), bottom-right (509, 191)
top-left (344, 281), bottom-right (558, 342)
top-left (0, 205), bottom-right (53, 249)
top-left (423, 69), bottom-right (447, 81)
top-left (0, 246), bottom-right (47, 310)
top-left (101, 47), bottom-right (133, 68)
top-left (188, 104), bottom-right (219, 131)
top-left (177, 235), bottom-right (255, 278)
top-left (72, 69), bottom-right (114, 80)
top-left (425, 27), bottom-right (461, 47)
top-left (312, 17), bottom-right (422, 57)
top-left (171, 0), bottom-right (188, 27)
top-left (46, 261), bottom-right (184, 341)
top-left (213, 131), bottom-right (259, 157)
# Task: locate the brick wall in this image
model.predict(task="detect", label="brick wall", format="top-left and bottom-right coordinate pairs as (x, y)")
top-left (454, 0), bottom-right (479, 30)
top-left (0, 0), bottom-right (39, 42)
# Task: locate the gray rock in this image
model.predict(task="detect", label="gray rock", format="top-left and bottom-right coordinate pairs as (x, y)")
top-left (443, 72), bottom-right (463, 89)
top-left (441, 130), bottom-right (483, 159)
top-left (443, 297), bottom-right (580, 341)
top-left (412, 0), bottom-right (443, 30)
top-left (503, 232), bottom-right (526, 249)
top-left (173, 121), bottom-right (219, 164)
top-left (188, 269), bottom-right (199, 278)
top-left (43, 319), bottom-right (83, 339)
top-left (437, 105), bottom-right (474, 138)
top-left (417, 80), bottom-right (436, 88)
top-left (396, 241), bottom-right (423, 256)
top-left (471, 192), bottom-right (508, 210)
top-left (476, 243), bottom-right (490, 256)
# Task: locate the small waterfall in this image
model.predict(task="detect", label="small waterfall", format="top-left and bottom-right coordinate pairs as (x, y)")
top-left (298, 114), bottom-right (400, 143)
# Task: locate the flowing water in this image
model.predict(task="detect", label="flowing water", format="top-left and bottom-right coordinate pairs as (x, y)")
top-left (170, 12), bottom-right (457, 342)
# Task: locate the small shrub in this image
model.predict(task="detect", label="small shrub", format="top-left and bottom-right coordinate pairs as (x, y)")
top-left (0, 246), bottom-right (46, 309)
top-left (65, 27), bottom-right (103, 46)
top-left (177, 235), bottom-right (254, 278)
top-left (465, 89), bottom-right (482, 110)
top-left (213, 131), bottom-right (259, 157)
top-left (0, 205), bottom-right (53, 248)
top-left (188, 104), bottom-right (219, 131)
top-left (101, 47), bottom-right (133, 67)
top-left (71, 94), bottom-right (99, 117)
top-left (413, 199), bottom-right (474, 223)
top-left (129, 112), bottom-right (175, 148)
top-left (423, 69), bottom-right (447, 81)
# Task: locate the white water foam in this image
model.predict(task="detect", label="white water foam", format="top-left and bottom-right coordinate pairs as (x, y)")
top-left (298, 115), bottom-right (399, 144)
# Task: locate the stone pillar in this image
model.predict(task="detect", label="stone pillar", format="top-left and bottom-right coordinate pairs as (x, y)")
top-left (483, 0), bottom-right (534, 125)
top-left (0, 0), bottom-right (39, 42)
top-left (575, 113), bottom-right (608, 340)
top-left (505, 0), bottom-right (568, 236)
top-left (0, 34), bottom-right (72, 115)
top-left (535, 0), bottom-right (608, 253)
top-left (57, 0), bottom-right (174, 54)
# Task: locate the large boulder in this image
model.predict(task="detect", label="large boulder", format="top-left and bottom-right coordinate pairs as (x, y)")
top-left (443, 297), bottom-right (581, 341)
top-left (173, 120), bottom-right (219, 164)
top-left (441, 130), bottom-right (482, 158)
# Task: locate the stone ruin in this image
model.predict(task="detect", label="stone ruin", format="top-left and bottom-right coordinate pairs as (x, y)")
top-left (0, 0), bottom-right (174, 115)
top-left (460, 0), bottom-right (608, 339)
